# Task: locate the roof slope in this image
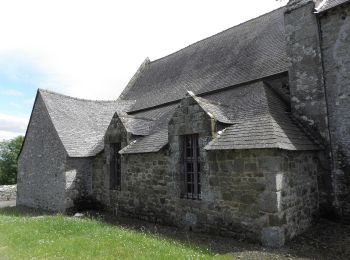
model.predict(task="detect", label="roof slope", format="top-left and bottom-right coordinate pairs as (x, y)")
top-left (121, 81), bottom-right (319, 154)
top-left (121, 7), bottom-right (288, 112)
top-left (119, 129), bottom-right (168, 154)
top-left (317, 0), bottom-right (349, 12)
top-left (39, 89), bottom-right (132, 157)
top-left (205, 83), bottom-right (319, 151)
top-left (205, 113), bottom-right (318, 151)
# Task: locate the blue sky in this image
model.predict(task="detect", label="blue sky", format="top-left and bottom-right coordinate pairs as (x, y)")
top-left (0, 56), bottom-right (42, 139)
top-left (0, 0), bottom-right (285, 140)
top-left (0, 60), bottom-right (40, 118)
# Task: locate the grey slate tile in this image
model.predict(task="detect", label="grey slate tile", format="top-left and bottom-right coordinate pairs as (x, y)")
top-left (121, 7), bottom-right (288, 112)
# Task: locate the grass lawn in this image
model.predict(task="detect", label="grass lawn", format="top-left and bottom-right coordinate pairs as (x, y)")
top-left (1, 207), bottom-right (350, 260)
top-left (0, 207), bottom-right (230, 260)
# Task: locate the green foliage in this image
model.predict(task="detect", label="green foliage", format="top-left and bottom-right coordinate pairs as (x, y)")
top-left (0, 210), bottom-right (230, 260)
top-left (0, 135), bottom-right (24, 185)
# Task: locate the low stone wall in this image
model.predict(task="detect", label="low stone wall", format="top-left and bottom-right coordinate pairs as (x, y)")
top-left (0, 185), bottom-right (17, 201)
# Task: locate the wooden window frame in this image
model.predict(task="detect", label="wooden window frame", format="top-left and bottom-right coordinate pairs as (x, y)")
top-left (182, 134), bottom-right (201, 200)
top-left (110, 143), bottom-right (121, 190)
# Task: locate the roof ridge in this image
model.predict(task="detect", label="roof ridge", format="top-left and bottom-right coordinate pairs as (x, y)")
top-left (38, 88), bottom-right (118, 103)
top-left (149, 6), bottom-right (286, 65)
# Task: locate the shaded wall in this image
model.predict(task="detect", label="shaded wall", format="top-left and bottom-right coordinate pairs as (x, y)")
top-left (320, 4), bottom-right (350, 221)
top-left (17, 94), bottom-right (67, 212)
top-left (285, 1), bottom-right (334, 216)
top-left (92, 113), bottom-right (128, 209)
top-left (65, 157), bottom-right (93, 210)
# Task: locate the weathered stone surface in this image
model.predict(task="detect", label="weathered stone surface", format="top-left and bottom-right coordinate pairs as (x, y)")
top-left (17, 93), bottom-right (95, 213)
top-left (65, 158), bottom-right (93, 210)
top-left (285, 0), bottom-right (338, 220)
top-left (91, 95), bottom-right (320, 246)
top-left (17, 94), bottom-right (67, 212)
top-left (259, 191), bottom-right (282, 213)
top-left (0, 185), bottom-right (16, 201)
top-left (261, 227), bottom-right (285, 248)
top-left (320, 3), bottom-right (350, 222)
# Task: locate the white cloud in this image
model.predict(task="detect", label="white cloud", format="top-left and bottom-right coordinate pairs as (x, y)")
top-left (0, 113), bottom-right (28, 134)
top-left (0, 0), bottom-right (285, 100)
top-left (0, 130), bottom-right (23, 141)
top-left (0, 89), bottom-right (24, 96)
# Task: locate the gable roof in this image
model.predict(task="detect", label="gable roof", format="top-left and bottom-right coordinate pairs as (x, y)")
top-left (316, 0), bottom-right (350, 12)
top-left (38, 89), bottom-right (133, 157)
top-left (121, 7), bottom-right (288, 112)
top-left (120, 81), bottom-right (319, 154)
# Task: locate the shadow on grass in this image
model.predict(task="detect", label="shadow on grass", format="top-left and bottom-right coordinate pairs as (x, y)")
top-left (89, 211), bottom-right (350, 260)
top-left (1, 206), bottom-right (350, 259)
top-left (83, 211), bottom-right (350, 260)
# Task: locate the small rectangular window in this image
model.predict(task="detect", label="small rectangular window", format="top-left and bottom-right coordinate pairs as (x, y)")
top-left (182, 134), bottom-right (201, 200)
top-left (110, 143), bottom-right (121, 190)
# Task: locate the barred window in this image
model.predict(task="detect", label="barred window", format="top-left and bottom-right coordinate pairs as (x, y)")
top-left (183, 134), bottom-right (201, 200)
top-left (110, 143), bottom-right (121, 190)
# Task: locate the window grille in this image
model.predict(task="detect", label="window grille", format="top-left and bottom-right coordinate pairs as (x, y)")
top-left (183, 134), bottom-right (201, 199)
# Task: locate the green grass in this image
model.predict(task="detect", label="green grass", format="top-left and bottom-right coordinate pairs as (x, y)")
top-left (0, 208), bottom-right (231, 260)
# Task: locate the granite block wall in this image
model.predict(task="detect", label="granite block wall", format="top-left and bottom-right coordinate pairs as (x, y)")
top-left (17, 94), bottom-right (67, 212)
top-left (285, 1), bottom-right (329, 141)
top-left (285, 0), bottom-right (334, 216)
top-left (0, 185), bottom-right (17, 201)
top-left (65, 157), bottom-right (93, 210)
top-left (320, 4), bottom-right (350, 221)
top-left (92, 95), bottom-right (320, 247)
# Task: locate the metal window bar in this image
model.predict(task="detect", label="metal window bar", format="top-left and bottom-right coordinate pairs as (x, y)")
top-left (183, 134), bottom-right (201, 200)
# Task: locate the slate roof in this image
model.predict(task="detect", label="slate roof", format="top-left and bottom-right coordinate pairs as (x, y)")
top-left (32, 5), bottom-right (321, 156)
top-left (121, 7), bottom-right (288, 112)
top-left (119, 129), bottom-right (168, 154)
top-left (316, 0), bottom-right (350, 12)
top-left (205, 113), bottom-right (319, 151)
top-left (121, 81), bottom-right (319, 154)
top-left (39, 89), bottom-right (133, 157)
top-left (117, 111), bottom-right (154, 136)
top-left (191, 94), bottom-right (236, 124)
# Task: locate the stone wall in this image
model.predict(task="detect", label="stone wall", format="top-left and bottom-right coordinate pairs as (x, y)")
top-left (285, 0), bottom-right (333, 216)
top-left (92, 113), bottom-right (129, 209)
top-left (65, 157), bottom-right (93, 210)
top-left (285, 1), bottom-right (329, 141)
top-left (93, 147), bottom-right (319, 247)
top-left (319, 4), bottom-right (350, 221)
top-left (206, 149), bottom-right (319, 246)
top-left (0, 185), bottom-right (17, 201)
top-left (92, 95), bottom-right (320, 247)
top-left (17, 93), bottom-right (67, 212)
top-left (114, 151), bottom-right (172, 222)
top-left (92, 151), bottom-right (109, 207)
